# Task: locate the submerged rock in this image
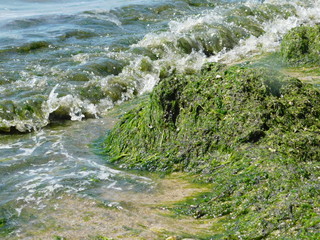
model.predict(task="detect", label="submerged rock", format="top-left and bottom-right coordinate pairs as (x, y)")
top-left (104, 63), bottom-right (320, 239)
top-left (281, 24), bottom-right (320, 66)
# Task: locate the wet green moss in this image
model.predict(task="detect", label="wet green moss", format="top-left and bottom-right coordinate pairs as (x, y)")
top-left (83, 58), bottom-right (125, 76)
top-left (226, 16), bottom-right (264, 37)
top-left (91, 236), bottom-right (113, 240)
top-left (79, 84), bottom-right (107, 104)
top-left (0, 96), bottom-right (47, 132)
top-left (59, 30), bottom-right (98, 40)
top-left (0, 218), bottom-right (6, 232)
top-left (67, 72), bottom-right (90, 82)
top-left (53, 236), bottom-right (67, 240)
top-left (0, 209), bottom-right (16, 238)
top-left (184, 0), bottom-right (216, 8)
top-left (253, 3), bottom-right (296, 23)
top-left (281, 25), bottom-right (320, 66)
top-left (17, 41), bottom-right (50, 53)
top-left (104, 63), bottom-right (320, 239)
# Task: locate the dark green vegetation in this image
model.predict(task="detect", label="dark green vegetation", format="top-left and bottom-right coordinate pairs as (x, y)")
top-left (0, 211), bottom-right (15, 238)
top-left (281, 24), bottom-right (320, 66)
top-left (104, 61), bottom-right (320, 239)
top-left (0, 97), bottom-right (47, 132)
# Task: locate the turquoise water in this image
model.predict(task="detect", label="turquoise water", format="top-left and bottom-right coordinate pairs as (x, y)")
top-left (1, 0), bottom-right (320, 237)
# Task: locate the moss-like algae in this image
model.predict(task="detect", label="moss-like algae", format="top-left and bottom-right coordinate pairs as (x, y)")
top-left (17, 41), bottom-right (50, 53)
top-left (281, 25), bottom-right (320, 66)
top-left (104, 62), bottom-right (320, 239)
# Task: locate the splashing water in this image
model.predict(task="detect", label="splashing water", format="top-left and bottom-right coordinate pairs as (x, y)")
top-left (0, 116), bottom-right (154, 237)
top-left (0, 0), bottom-right (319, 132)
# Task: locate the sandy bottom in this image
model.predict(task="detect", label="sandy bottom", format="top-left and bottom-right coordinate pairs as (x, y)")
top-left (282, 66), bottom-right (320, 85)
top-left (15, 173), bottom-right (215, 240)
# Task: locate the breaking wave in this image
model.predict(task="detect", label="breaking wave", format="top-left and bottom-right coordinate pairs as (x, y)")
top-left (0, 0), bottom-right (319, 132)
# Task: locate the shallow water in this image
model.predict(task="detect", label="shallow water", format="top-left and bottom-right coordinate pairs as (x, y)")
top-left (0, 107), bottom-right (157, 237)
top-left (1, 0), bottom-right (320, 132)
top-left (1, 0), bottom-right (320, 237)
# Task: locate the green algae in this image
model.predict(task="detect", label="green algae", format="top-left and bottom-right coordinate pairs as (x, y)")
top-left (280, 25), bottom-right (320, 66)
top-left (253, 3), bottom-right (296, 23)
top-left (82, 58), bottom-right (126, 77)
top-left (17, 41), bottom-right (50, 53)
top-left (0, 218), bottom-right (5, 229)
top-left (91, 236), bottom-right (113, 240)
top-left (225, 15), bottom-right (264, 38)
top-left (53, 236), bottom-right (67, 240)
top-left (6, 172), bottom-right (212, 240)
top-left (104, 63), bottom-right (320, 239)
top-left (0, 96), bottom-right (48, 132)
top-left (139, 2), bottom-right (298, 60)
top-left (59, 30), bottom-right (98, 40)
top-left (0, 206), bottom-right (20, 238)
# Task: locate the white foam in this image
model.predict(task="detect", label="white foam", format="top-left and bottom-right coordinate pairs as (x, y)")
top-left (81, 10), bottom-right (122, 26)
top-left (72, 53), bottom-right (90, 64)
top-left (43, 85), bottom-right (99, 121)
top-left (213, 0), bottom-right (320, 64)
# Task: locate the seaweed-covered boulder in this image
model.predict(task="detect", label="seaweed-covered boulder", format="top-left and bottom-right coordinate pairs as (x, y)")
top-left (281, 24), bottom-right (320, 65)
top-left (105, 63), bottom-right (320, 170)
top-left (104, 63), bottom-right (320, 239)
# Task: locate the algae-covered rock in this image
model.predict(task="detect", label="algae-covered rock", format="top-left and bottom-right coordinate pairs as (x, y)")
top-left (104, 63), bottom-right (320, 239)
top-left (105, 63), bottom-right (320, 170)
top-left (0, 97), bottom-right (48, 132)
top-left (281, 24), bottom-right (320, 66)
top-left (17, 41), bottom-right (50, 53)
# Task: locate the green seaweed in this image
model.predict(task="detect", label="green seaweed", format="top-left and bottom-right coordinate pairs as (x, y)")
top-left (59, 30), bottom-right (98, 40)
top-left (53, 236), bottom-right (67, 240)
top-left (0, 209), bottom-right (16, 238)
top-left (104, 63), bottom-right (320, 239)
top-left (91, 236), bottom-right (113, 240)
top-left (17, 41), bottom-right (50, 53)
top-left (82, 58), bottom-right (125, 76)
top-left (0, 96), bottom-right (47, 132)
top-left (280, 25), bottom-right (320, 66)
top-left (253, 3), bottom-right (296, 23)
top-left (0, 218), bottom-right (6, 231)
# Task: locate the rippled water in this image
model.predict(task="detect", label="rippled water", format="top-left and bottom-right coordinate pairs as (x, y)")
top-left (1, 0), bottom-right (319, 132)
top-left (1, 0), bottom-right (320, 237)
top-left (0, 113), bottom-right (155, 237)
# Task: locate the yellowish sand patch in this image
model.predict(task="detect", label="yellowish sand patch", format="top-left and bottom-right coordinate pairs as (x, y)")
top-left (281, 67), bottom-right (320, 85)
top-left (17, 173), bottom-right (215, 240)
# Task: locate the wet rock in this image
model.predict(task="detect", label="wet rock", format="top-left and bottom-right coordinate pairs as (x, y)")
top-left (82, 58), bottom-right (125, 76)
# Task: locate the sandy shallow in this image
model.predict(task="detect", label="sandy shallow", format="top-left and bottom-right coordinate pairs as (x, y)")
top-left (15, 173), bottom-right (215, 240)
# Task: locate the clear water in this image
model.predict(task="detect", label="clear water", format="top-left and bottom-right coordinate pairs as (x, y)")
top-left (1, 0), bottom-right (320, 237)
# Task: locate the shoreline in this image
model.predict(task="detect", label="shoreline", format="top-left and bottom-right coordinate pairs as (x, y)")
top-left (10, 173), bottom-right (214, 240)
